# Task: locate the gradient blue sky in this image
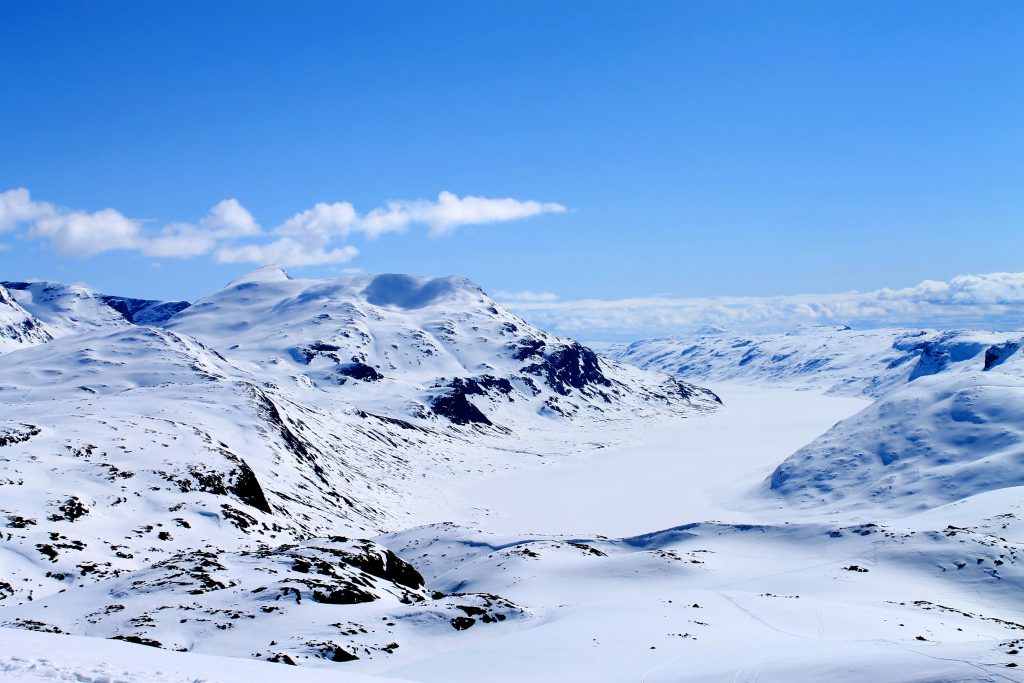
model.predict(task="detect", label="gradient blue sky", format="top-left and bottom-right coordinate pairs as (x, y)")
top-left (2, 2), bottom-right (1022, 322)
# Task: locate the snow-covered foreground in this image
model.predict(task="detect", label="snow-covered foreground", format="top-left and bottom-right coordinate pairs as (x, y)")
top-left (0, 627), bottom-right (408, 683)
top-left (425, 384), bottom-right (870, 535)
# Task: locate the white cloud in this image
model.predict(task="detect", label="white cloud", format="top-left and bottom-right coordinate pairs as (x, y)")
top-left (29, 208), bottom-right (142, 256)
top-left (499, 272), bottom-right (1024, 340)
top-left (359, 191), bottom-right (567, 238)
top-left (0, 188), bottom-right (55, 231)
top-left (216, 239), bottom-right (359, 267)
top-left (275, 202), bottom-right (358, 241)
top-left (0, 188), bottom-right (564, 266)
top-left (199, 198), bottom-right (260, 238)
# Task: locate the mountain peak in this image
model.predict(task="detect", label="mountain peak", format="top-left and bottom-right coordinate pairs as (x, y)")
top-left (226, 265), bottom-right (292, 287)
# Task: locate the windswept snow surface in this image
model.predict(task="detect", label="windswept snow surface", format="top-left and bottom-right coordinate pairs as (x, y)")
top-left (2, 269), bottom-right (1024, 681)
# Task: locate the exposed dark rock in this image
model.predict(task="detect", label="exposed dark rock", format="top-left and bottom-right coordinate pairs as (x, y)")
top-left (48, 496), bottom-right (89, 522)
top-left (337, 361), bottom-right (384, 383)
top-left (511, 338), bottom-right (545, 361)
top-left (311, 584), bottom-right (378, 605)
top-left (357, 411), bottom-right (428, 432)
top-left (229, 458), bottom-right (273, 514)
top-left (296, 341), bottom-right (342, 364)
top-left (0, 424), bottom-right (41, 447)
top-left (450, 616), bottom-right (476, 630)
top-left (985, 341), bottom-right (1022, 371)
top-left (111, 634), bottom-right (164, 648)
top-left (431, 391), bottom-right (491, 426)
top-left (220, 504), bottom-right (259, 530)
top-left (447, 375), bottom-right (514, 397)
top-left (523, 342), bottom-right (612, 396)
top-left (427, 374), bottom-right (518, 425)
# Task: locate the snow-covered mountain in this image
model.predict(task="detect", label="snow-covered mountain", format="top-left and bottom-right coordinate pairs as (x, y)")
top-left (610, 325), bottom-right (1017, 398)
top-left (768, 338), bottom-right (1024, 514)
top-left (0, 268), bottom-right (723, 670)
top-left (1, 280), bottom-right (190, 338)
top-left (165, 267), bottom-right (719, 427)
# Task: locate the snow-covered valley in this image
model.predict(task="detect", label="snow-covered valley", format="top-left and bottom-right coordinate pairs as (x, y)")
top-left (419, 384), bottom-right (870, 535)
top-left (1, 270), bottom-right (1023, 682)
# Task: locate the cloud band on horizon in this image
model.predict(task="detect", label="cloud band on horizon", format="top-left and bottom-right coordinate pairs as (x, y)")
top-left (495, 272), bottom-right (1024, 339)
top-left (0, 188), bottom-right (567, 267)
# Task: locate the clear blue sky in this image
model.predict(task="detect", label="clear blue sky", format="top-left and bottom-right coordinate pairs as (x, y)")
top-left (2, 1), bottom-right (1021, 307)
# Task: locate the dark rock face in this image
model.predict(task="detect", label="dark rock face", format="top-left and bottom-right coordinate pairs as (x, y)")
top-left (448, 376), bottom-right (514, 397)
top-left (229, 459), bottom-right (273, 514)
top-left (337, 362), bottom-right (383, 383)
top-left (510, 338), bottom-right (545, 361)
top-left (335, 541), bottom-right (425, 590)
top-left (524, 342), bottom-right (612, 396)
top-left (984, 341), bottom-right (1022, 371)
top-left (431, 391), bottom-right (492, 426)
top-left (48, 497), bottom-right (89, 522)
top-left (429, 375), bottom-right (517, 426)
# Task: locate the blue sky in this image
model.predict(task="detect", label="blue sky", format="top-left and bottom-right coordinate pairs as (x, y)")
top-left (1, 2), bottom-right (1022, 337)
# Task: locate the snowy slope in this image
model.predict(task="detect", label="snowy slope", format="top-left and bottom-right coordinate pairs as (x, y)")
top-left (768, 340), bottom-right (1024, 515)
top-left (0, 285), bottom-right (52, 353)
top-left (0, 325), bottom-right (451, 606)
top-left (611, 325), bottom-right (1017, 398)
top-left (0, 627), bottom-right (409, 682)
